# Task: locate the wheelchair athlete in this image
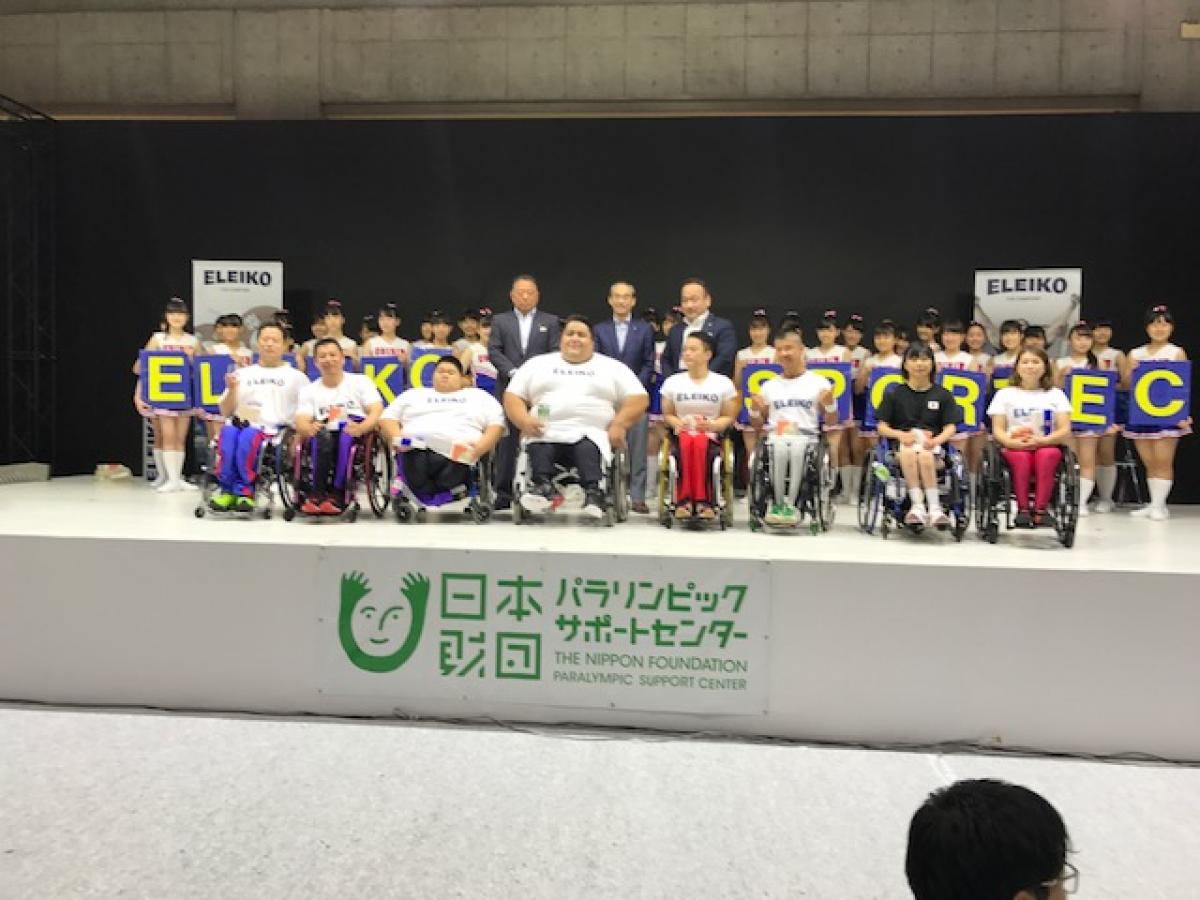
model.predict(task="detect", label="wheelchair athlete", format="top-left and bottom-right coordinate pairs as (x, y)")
top-left (749, 325), bottom-right (837, 528)
top-left (987, 347), bottom-right (1073, 529)
top-left (503, 315), bottom-right (648, 520)
top-left (659, 332), bottom-right (738, 525)
top-left (292, 338), bottom-right (384, 516)
top-left (379, 355), bottom-right (504, 520)
top-left (206, 322), bottom-right (309, 514)
top-left (874, 343), bottom-right (962, 528)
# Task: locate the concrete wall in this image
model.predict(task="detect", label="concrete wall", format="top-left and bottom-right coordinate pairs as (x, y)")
top-left (1, 1), bottom-right (1199, 117)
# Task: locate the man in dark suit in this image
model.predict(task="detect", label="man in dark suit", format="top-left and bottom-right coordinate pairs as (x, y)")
top-left (594, 281), bottom-right (656, 514)
top-left (661, 278), bottom-right (737, 378)
top-left (488, 274), bottom-right (561, 508)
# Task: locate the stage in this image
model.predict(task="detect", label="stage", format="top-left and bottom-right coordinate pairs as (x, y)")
top-left (2, 477), bottom-right (1198, 761)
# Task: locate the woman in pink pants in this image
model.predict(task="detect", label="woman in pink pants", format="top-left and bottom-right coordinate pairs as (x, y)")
top-left (987, 348), bottom-right (1073, 529)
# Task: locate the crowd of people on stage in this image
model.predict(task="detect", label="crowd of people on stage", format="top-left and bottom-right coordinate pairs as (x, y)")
top-left (132, 276), bottom-right (1189, 526)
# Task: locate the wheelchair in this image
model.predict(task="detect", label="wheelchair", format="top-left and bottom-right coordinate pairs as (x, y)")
top-left (857, 438), bottom-right (969, 541)
top-left (194, 421), bottom-right (288, 520)
top-left (657, 431), bottom-right (735, 530)
top-left (511, 439), bottom-right (630, 527)
top-left (747, 431), bottom-right (835, 534)
top-left (392, 450), bottom-right (495, 524)
top-left (975, 440), bottom-right (1080, 548)
top-left (278, 423), bottom-right (392, 522)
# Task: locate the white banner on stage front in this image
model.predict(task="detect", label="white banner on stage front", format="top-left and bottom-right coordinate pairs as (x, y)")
top-left (973, 267), bottom-right (1081, 356)
top-left (317, 548), bottom-right (770, 715)
top-left (191, 259), bottom-right (284, 345)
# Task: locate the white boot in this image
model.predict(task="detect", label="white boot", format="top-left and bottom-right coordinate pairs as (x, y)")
top-left (1094, 465), bottom-right (1116, 513)
top-left (1077, 477), bottom-right (1094, 517)
top-left (150, 448), bottom-right (167, 487)
top-left (839, 465), bottom-right (855, 504)
top-left (845, 465), bottom-right (861, 504)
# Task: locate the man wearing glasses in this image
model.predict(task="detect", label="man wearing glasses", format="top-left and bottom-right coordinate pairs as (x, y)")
top-left (906, 778), bottom-right (1078, 899)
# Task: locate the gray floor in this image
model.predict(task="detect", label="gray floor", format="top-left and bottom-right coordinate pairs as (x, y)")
top-left (1, 708), bottom-right (1197, 899)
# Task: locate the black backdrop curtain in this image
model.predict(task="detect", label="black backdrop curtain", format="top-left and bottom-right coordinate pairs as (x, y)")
top-left (53, 114), bottom-right (1198, 498)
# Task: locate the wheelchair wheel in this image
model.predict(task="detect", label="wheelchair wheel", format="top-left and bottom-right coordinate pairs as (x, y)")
top-left (1053, 445), bottom-right (1080, 548)
top-left (976, 442), bottom-right (1001, 543)
top-left (275, 427), bottom-right (304, 519)
top-left (394, 500), bottom-right (414, 523)
top-left (720, 437), bottom-right (735, 529)
top-left (747, 446), bottom-right (768, 531)
top-left (470, 502), bottom-right (492, 524)
top-left (813, 438), bottom-right (836, 532)
top-left (363, 432), bottom-right (392, 519)
top-left (657, 441), bottom-right (671, 525)
top-left (610, 448), bottom-right (630, 523)
top-left (475, 454), bottom-right (495, 508)
top-left (856, 455), bottom-right (880, 534)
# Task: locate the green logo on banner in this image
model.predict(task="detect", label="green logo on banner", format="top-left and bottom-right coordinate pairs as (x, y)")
top-left (338, 571), bottom-right (428, 673)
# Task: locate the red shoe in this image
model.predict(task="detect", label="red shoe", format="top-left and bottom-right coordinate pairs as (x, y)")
top-left (301, 498), bottom-right (321, 515)
top-left (319, 498), bottom-right (343, 516)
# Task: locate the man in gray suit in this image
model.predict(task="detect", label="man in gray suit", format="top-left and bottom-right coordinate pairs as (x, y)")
top-left (488, 274), bottom-right (561, 508)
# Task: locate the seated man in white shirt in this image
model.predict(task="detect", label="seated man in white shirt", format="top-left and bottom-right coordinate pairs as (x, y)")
top-left (504, 315), bottom-right (649, 519)
top-left (379, 356), bottom-right (505, 505)
top-left (294, 338), bottom-right (384, 515)
top-left (209, 322), bottom-right (310, 512)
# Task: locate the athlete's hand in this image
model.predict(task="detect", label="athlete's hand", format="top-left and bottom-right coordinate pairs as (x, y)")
top-left (520, 418), bottom-right (545, 438)
top-left (345, 421), bottom-right (369, 439)
top-left (608, 422), bottom-right (628, 450)
top-left (225, 371), bottom-right (239, 388)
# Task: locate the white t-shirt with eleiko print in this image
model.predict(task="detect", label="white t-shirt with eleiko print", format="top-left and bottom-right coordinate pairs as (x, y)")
top-left (659, 371), bottom-right (737, 423)
top-left (296, 373), bottom-right (383, 422)
top-left (224, 363), bottom-right (310, 430)
top-left (381, 386), bottom-right (504, 446)
top-left (987, 387), bottom-right (1071, 438)
top-left (759, 370), bottom-right (832, 437)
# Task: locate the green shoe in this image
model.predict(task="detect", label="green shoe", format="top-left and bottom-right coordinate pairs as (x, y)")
top-left (780, 503), bottom-right (800, 525)
top-left (235, 495), bottom-right (256, 513)
top-left (209, 491), bottom-right (235, 511)
top-left (765, 503), bottom-right (784, 525)
top-left (872, 462), bottom-right (891, 482)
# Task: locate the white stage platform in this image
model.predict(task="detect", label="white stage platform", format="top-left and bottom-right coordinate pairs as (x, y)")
top-left (2, 477), bottom-right (1198, 761)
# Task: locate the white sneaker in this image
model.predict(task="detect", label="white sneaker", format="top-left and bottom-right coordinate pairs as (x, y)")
top-left (929, 507), bottom-right (951, 527)
top-left (178, 479), bottom-right (200, 492)
top-left (905, 506), bottom-right (928, 526)
top-left (150, 473), bottom-right (167, 488)
top-left (156, 480), bottom-right (181, 494)
top-left (1077, 503), bottom-right (1090, 518)
top-left (1148, 506), bottom-right (1170, 521)
top-left (1093, 499), bottom-right (1114, 513)
top-left (520, 492), bottom-right (551, 513)
top-left (1130, 505), bottom-right (1153, 518)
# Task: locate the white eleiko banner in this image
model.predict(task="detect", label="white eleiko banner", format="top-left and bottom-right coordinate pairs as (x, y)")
top-left (191, 259), bottom-right (284, 345)
top-left (317, 548), bottom-right (771, 716)
top-left (973, 267), bottom-right (1081, 356)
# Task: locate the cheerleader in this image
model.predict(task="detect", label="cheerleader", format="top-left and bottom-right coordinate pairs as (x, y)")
top-left (732, 308), bottom-right (776, 486)
top-left (458, 308), bottom-right (498, 389)
top-left (1055, 322), bottom-right (1112, 516)
top-left (204, 313), bottom-right (255, 440)
top-left (359, 314), bottom-right (379, 343)
top-left (296, 312), bottom-right (328, 372)
top-left (455, 308), bottom-right (482, 354)
top-left (1125, 304), bottom-right (1191, 520)
top-left (426, 309), bottom-right (456, 352)
top-left (320, 299), bottom-right (360, 364)
top-left (914, 307), bottom-right (942, 351)
top-left (362, 303), bottom-right (412, 364)
top-left (992, 319), bottom-right (1025, 371)
top-left (842, 313), bottom-right (871, 504)
top-left (805, 310), bottom-right (850, 500)
top-left (135, 297), bottom-right (199, 493)
top-left (894, 326), bottom-right (912, 357)
top-left (1022, 324), bottom-right (1049, 354)
top-left (1090, 318), bottom-right (1126, 512)
top-left (855, 320), bottom-right (902, 442)
top-left (965, 321), bottom-right (993, 372)
top-left (962, 321), bottom-right (994, 487)
top-left (413, 315), bottom-right (434, 351)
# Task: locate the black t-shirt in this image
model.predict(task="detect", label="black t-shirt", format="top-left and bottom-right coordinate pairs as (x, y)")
top-left (876, 382), bottom-right (962, 432)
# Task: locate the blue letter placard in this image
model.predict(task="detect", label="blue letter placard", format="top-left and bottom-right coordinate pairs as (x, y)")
top-left (1064, 369), bottom-right (1116, 432)
top-left (140, 351), bottom-right (193, 411)
top-left (737, 363), bottom-right (783, 425)
top-left (193, 355), bottom-right (234, 415)
top-left (992, 365), bottom-right (1014, 391)
top-left (806, 362), bottom-right (852, 422)
top-left (361, 356), bottom-right (408, 405)
top-left (409, 349), bottom-right (454, 388)
top-left (863, 367), bottom-right (904, 429)
top-left (937, 369), bottom-right (988, 434)
top-left (1130, 361), bottom-right (1191, 427)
